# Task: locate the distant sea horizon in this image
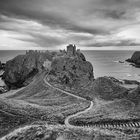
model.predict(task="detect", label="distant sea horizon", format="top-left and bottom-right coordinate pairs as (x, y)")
top-left (0, 50), bottom-right (140, 82)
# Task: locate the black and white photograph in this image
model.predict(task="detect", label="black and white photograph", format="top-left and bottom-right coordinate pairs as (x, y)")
top-left (0, 0), bottom-right (140, 139)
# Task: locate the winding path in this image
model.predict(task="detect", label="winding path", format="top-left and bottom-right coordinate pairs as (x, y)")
top-left (44, 74), bottom-right (94, 129)
top-left (44, 75), bottom-right (87, 101)
top-left (44, 74), bottom-right (140, 131)
top-left (1, 73), bottom-right (140, 139)
top-left (65, 101), bottom-right (93, 128)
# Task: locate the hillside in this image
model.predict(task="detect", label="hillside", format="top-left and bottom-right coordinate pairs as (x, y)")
top-left (0, 71), bottom-right (89, 137)
top-left (1, 45), bottom-right (140, 139)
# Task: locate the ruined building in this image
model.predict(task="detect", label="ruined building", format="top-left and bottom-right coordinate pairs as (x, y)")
top-left (66, 44), bottom-right (76, 56)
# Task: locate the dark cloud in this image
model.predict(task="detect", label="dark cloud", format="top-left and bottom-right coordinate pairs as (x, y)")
top-left (100, 0), bottom-right (128, 5)
top-left (0, 0), bottom-right (140, 49)
top-left (85, 39), bottom-right (140, 47)
top-left (0, 0), bottom-right (108, 36)
top-left (104, 10), bottom-right (126, 19)
top-left (28, 33), bottom-right (65, 47)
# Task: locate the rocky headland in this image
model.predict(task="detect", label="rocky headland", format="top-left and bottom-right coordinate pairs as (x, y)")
top-left (2, 50), bottom-right (55, 89)
top-left (126, 51), bottom-right (140, 67)
top-left (49, 44), bottom-right (94, 89)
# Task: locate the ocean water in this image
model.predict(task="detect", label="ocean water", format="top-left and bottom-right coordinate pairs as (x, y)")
top-left (82, 50), bottom-right (140, 81)
top-left (0, 50), bottom-right (26, 63)
top-left (0, 50), bottom-right (140, 83)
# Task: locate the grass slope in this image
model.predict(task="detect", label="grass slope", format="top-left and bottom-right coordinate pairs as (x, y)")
top-left (70, 99), bottom-right (137, 126)
top-left (0, 71), bottom-right (89, 137)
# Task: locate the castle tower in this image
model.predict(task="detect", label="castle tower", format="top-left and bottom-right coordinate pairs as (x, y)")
top-left (67, 44), bottom-right (76, 56)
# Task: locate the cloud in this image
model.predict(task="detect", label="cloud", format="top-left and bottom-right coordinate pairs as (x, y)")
top-left (0, 0), bottom-right (140, 49)
top-left (84, 39), bottom-right (140, 47)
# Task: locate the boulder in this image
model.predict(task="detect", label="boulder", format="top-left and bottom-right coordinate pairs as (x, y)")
top-left (3, 51), bottom-right (55, 88)
top-left (92, 77), bottom-right (128, 100)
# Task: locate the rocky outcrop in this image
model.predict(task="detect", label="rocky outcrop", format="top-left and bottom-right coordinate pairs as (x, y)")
top-left (92, 77), bottom-right (128, 100)
top-left (126, 51), bottom-right (140, 67)
top-left (2, 51), bottom-right (56, 88)
top-left (50, 45), bottom-right (94, 88)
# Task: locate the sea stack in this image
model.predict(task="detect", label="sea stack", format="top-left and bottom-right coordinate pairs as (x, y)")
top-left (50, 44), bottom-right (94, 88)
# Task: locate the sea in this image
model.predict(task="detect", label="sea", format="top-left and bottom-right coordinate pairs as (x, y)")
top-left (82, 50), bottom-right (140, 81)
top-left (0, 50), bottom-right (140, 86)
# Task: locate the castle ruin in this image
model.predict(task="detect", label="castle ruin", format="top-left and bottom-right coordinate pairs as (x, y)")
top-left (66, 44), bottom-right (76, 56)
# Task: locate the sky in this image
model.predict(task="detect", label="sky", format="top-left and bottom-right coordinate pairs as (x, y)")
top-left (0, 0), bottom-right (140, 50)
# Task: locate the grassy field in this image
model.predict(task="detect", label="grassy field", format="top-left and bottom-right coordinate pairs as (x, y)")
top-left (0, 71), bottom-right (90, 137)
top-left (70, 99), bottom-right (136, 126)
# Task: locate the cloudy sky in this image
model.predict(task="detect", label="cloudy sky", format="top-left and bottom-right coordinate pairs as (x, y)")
top-left (0, 0), bottom-right (140, 50)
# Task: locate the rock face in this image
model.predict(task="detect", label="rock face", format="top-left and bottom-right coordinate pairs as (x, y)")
top-left (3, 50), bottom-right (55, 88)
top-left (126, 51), bottom-right (140, 67)
top-left (92, 77), bottom-right (128, 100)
top-left (50, 45), bottom-right (94, 88)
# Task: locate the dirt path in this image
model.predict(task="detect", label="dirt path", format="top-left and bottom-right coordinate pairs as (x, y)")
top-left (65, 101), bottom-right (93, 128)
top-left (44, 75), bottom-right (87, 101)
top-left (44, 74), bottom-right (94, 128)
